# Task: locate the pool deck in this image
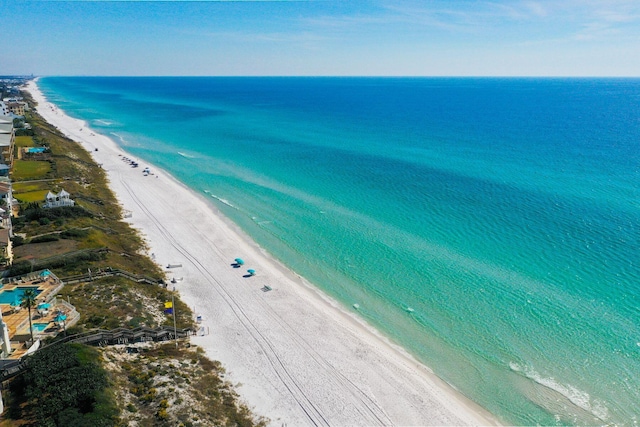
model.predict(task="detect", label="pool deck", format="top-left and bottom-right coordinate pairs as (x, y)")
top-left (0, 270), bottom-right (78, 358)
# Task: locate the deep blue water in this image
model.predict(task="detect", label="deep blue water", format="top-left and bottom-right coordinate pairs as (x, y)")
top-left (39, 77), bottom-right (640, 425)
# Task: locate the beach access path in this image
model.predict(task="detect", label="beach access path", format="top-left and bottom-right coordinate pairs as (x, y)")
top-left (26, 80), bottom-right (498, 426)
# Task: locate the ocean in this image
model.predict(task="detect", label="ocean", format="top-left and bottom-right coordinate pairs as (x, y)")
top-left (38, 77), bottom-right (640, 426)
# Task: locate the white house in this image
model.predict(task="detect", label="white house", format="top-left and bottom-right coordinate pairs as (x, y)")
top-left (0, 181), bottom-right (13, 233)
top-left (0, 118), bottom-right (14, 168)
top-left (0, 308), bottom-right (11, 357)
top-left (44, 189), bottom-right (75, 208)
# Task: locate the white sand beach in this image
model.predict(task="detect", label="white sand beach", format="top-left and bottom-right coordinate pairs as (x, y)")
top-left (26, 80), bottom-right (499, 426)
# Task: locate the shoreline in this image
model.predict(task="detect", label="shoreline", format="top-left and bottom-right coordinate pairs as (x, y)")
top-left (26, 79), bottom-right (500, 426)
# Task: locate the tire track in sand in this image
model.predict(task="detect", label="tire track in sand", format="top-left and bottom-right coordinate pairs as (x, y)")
top-left (121, 178), bottom-right (331, 426)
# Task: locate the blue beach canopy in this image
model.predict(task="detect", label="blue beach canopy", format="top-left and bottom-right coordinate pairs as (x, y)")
top-left (55, 313), bottom-right (67, 322)
top-left (38, 303), bottom-right (51, 309)
top-left (235, 258), bottom-right (245, 265)
top-left (247, 269), bottom-right (256, 275)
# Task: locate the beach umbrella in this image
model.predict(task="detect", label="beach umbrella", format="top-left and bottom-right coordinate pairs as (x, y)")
top-left (55, 313), bottom-right (67, 322)
top-left (37, 302), bottom-right (51, 310)
top-left (247, 269), bottom-right (256, 276)
top-left (235, 258), bottom-right (245, 265)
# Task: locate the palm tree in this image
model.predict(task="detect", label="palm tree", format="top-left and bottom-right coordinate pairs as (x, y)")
top-left (20, 289), bottom-right (38, 344)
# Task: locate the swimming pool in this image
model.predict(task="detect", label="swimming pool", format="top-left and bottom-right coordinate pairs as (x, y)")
top-left (0, 287), bottom-right (42, 305)
top-left (33, 323), bottom-right (49, 332)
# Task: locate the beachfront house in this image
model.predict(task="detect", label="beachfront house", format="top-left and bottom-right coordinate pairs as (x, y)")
top-left (0, 181), bottom-right (13, 232)
top-left (0, 228), bottom-right (11, 266)
top-left (0, 207), bottom-right (10, 231)
top-left (7, 103), bottom-right (25, 117)
top-left (1, 98), bottom-right (27, 116)
top-left (43, 189), bottom-right (75, 208)
top-left (0, 181), bottom-right (17, 237)
top-left (0, 309), bottom-right (11, 358)
top-left (0, 117), bottom-right (14, 168)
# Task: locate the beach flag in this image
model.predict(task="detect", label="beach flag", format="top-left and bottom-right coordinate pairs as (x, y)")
top-left (164, 301), bottom-right (173, 314)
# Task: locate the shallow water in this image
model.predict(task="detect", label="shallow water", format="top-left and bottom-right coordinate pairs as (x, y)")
top-left (39, 77), bottom-right (640, 425)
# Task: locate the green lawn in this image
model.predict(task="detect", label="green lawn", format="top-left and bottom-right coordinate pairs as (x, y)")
top-left (12, 181), bottom-right (55, 193)
top-left (14, 135), bottom-right (35, 147)
top-left (12, 160), bottom-right (52, 180)
top-left (13, 190), bottom-right (49, 203)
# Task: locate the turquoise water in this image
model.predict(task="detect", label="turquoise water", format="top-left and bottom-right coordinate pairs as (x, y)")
top-left (39, 77), bottom-right (640, 425)
top-left (33, 323), bottom-right (49, 332)
top-left (0, 287), bottom-right (42, 304)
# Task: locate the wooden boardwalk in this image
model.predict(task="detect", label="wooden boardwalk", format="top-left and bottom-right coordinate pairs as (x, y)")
top-left (0, 326), bottom-right (193, 382)
top-left (60, 267), bottom-right (163, 286)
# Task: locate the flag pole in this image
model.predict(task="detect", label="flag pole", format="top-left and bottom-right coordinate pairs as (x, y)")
top-left (172, 287), bottom-right (178, 348)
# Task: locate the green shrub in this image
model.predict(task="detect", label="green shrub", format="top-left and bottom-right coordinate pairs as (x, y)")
top-left (15, 128), bottom-right (35, 136)
top-left (7, 250), bottom-right (107, 276)
top-left (7, 260), bottom-right (33, 276)
top-left (11, 235), bottom-right (25, 247)
top-left (156, 408), bottom-right (169, 420)
top-left (127, 316), bottom-right (143, 328)
top-left (11, 215), bottom-right (25, 227)
top-left (22, 205), bottom-right (93, 223)
top-left (86, 314), bottom-right (106, 328)
top-left (61, 228), bottom-right (89, 239)
top-left (10, 343), bottom-right (118, 426)
top-left (31, 234), bottom-right (59, 243)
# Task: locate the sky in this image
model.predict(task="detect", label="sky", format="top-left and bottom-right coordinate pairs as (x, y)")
top-left (1, 0), bottom-right (639, 76)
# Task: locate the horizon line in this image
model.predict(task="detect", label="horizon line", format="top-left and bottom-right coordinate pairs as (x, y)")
top-left (18, 75), bottom-right (640, 79)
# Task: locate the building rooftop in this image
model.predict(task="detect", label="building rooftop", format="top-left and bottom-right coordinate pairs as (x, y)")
top-left (0, 228), bottom-right (8, 246)
top-left (0, 134), bottom-right (12, 147)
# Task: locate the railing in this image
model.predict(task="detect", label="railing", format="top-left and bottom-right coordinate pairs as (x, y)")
top-left (12, 295), bottom-right (80, 338)
top-left (0, 326), bottom-right (193, 382)
top-left (47, 298), bottom-right (80, 330)
top-left (60, 267), bottom-right (162, 286)
top-left (1, 269), bottom-right (62, 286)
top-left (44, 326), bottom-right (192, 349)
top-left (0, 359), bottom-right (25, 381)
top-left (45, 279), bottom-right (65, 302)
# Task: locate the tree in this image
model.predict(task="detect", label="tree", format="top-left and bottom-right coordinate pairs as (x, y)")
top-left (20, 288), bottom-right (38, 343)
top-left (9, 343), bottom-right (118, 426)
